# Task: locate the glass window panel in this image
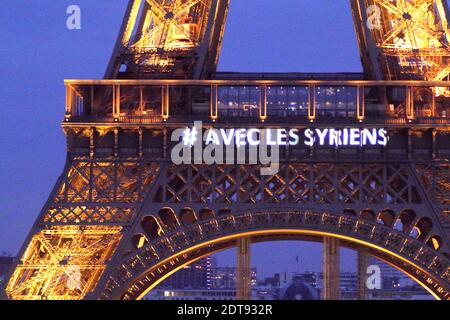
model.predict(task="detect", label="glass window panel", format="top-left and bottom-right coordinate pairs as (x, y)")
top-left (316, 86), bottom-right (356, 118)
top-left (266, 86), bottom-right (309, 117)
top-left (218, 86), bottom-right (259, 117)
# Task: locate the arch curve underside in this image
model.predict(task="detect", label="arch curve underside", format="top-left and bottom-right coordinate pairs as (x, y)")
top-left (96, 210), bottom-right (450, 300)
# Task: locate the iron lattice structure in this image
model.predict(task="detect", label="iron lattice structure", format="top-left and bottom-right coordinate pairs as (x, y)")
top-left (106, 0), bottom-right (229, 79)
top-left (6, 226), bottom-right (122, 300)
top-left (3, 0), bottom-right (450, 300)
top-left (351, 0), bottom-right (450, 82)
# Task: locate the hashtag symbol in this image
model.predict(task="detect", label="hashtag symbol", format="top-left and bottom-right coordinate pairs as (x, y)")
top-left (183, 127), bottom-right (198, 147)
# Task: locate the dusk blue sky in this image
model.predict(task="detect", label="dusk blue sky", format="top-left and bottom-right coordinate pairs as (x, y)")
top-left (3, 0), bottom-right (441, 277)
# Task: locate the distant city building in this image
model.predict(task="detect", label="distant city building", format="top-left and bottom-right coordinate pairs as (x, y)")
top-left (368, 257), bottom-right (414, 290)
top-left (314, 258), bottom-right (431, 300)
top-left (366, 257), bottom-right (431, 300)
top-left (279, 273), bottom-right (320, 300)
top-left (211, 266), bottom-right (257, 289)
top-left (260, 271), bottom-right (317, 287)
top-left (145, 258), bottom-right (258, 300)
top-left (155, 257), bottom-right (213, 290)
top-left (258, 273), bottom-right (281, 287)
top-left (149, 257), bottom-right (257, 293)
top-left (315, 271), bottom-right (358, 299)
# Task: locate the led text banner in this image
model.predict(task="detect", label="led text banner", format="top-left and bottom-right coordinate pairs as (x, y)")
top-left (184, 127), bottom-right (389, 148)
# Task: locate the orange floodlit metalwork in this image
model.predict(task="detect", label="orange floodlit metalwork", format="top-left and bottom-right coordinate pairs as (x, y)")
top-left (106, 0), bottom-right (230, 79)
top-left (126, 227), bottom-right (445, 301)
top-left (352, 0), bottom-right (450, 93)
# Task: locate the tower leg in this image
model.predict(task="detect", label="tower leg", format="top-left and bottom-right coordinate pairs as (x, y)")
top-left (236, 237), bottom-right (251, 300)
top-left (357, 250), bottom-right (369, 300)
top-left (323, 237), bottom-right (340, 300)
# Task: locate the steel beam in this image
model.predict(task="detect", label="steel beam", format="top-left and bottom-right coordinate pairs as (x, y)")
top-left (357, 250), bottom-right (369, 300)
top-left (323, 237), bottom-right (340, 300)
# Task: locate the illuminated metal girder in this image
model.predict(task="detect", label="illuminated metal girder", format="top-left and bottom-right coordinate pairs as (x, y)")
top-left (357, 250), bottom-right (369, 300)
top-left (6, 226), bottom-right (122, 300)
top-left (351, 0), bottom-right (450, 86)
top-left (106, 0), bottom-right (230, 79)
top-left (323, 237), bottom-right (340, 300)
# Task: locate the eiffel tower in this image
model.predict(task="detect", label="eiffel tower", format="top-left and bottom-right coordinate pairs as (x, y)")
top-left (3, 0), bottom-right (450, 300)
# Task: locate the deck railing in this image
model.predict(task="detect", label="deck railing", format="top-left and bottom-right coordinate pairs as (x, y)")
top-left (64, 79), bottom-right (450, 125)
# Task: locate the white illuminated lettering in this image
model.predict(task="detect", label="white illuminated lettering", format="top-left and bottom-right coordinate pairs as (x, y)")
top-left (303, 127), bottom-right (389, 148)
top-left (247, 129), bottom-right (260, 146)
top-left (349, 129), bottom-right (360, 146)
top-left (235, 129), bottom-right (246, 147)
top-left (182, 126), bottom-right (389, 149)
top-left (277, 129), bottom-right (288, 146)
top-left (363, 128), bottom-right (377, 145)
top-left (205, 129), bottom-right (220, 145)
top-left (267, 129), bottom-right (277, 146)
top-left (221, 129), bottom-right (235, 146)
top-left (304, 129), bottom-right (314, 147)
top-left (329, 129), bottom-right (341, 147)
top-left (378, 128), bottom-right (388, 146)
top-left (316, 129), bottom-right (329, 146)
top-left (343, 128), bottom-right (349, 145)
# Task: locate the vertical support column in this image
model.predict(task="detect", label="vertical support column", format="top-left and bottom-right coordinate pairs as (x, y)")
top-left (357, 250), bottom-right (369, 300)
top-left (323, 237), bottom-right (340, 300)
top-left (432, 129), bottom-right (437, 159)
top-left (65, 85), bottom-right (75, 120)
top-left (89, 127), bottom-right (95, 159)
top-left (113, 84), bottom-right (121, 121)
top-left (139, 128), bottom-right (144, 158)
top-left (308, 85), bottom-right (316, 122)
top-left (162, 85), bottom-right (170, 121)
top-left (406, 86), bottom-right (414, 121)
top-left (139, 86), bottom-right (145, 115)
top-left (260, 85), bottom-right (267, 122)
top-left (114, 128), bottom-right (119, 158)
top-left (407, 129), bottom-right (413, 160)
top-left (210, 84), bottom-right (218, 121)
top-left (105, 0), bottom-right (143, 78)
top-left (65, 85), bottom-right (71, 115)
top-left (357, 85), bottom-right (365, 122)
top-left (121, 0), bottom-right (143, 45)
top-left (431, 90), bottom-right (436, 117)
top-left (90, 84), bottom-right (95, 115)
top-left (163, 127), bottom-right (168, 159)
top-left (236, 237), bottom-right (251, 300)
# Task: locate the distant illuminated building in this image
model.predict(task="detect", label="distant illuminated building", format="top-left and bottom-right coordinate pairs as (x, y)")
top-left (316, 271), bottom-right (358, 299)
top-left (279, 274), bottom-right (320, 300)
top-left (145, 259), bottom-right (259, 300)
top-left (146, 288), bottom-right (236, 301)
top-left (155, 257), bottom-right (213, 290)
